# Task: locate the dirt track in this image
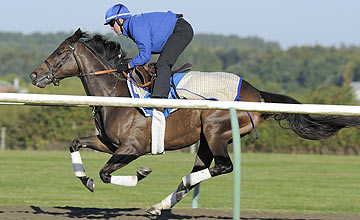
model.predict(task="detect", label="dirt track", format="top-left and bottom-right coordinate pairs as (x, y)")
top-left (1, 206), bottom-right (360, 220)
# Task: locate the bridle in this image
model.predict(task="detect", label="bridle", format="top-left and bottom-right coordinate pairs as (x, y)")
top-left (40, 40), bottom-right (82, 86)
top-left (34, 37), bottom-right (150, 90)
top-left (35, 38), bottom-right (124, 87)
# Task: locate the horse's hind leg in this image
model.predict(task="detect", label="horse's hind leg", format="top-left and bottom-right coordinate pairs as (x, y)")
top-left (147, 111), bottom-right (235, 215)
top-left (147, 155), bottom-right (231, 215)
top-left (146, 134), bottom-right (214, 215)
top-left (69, 135), bottom-right (114, 192)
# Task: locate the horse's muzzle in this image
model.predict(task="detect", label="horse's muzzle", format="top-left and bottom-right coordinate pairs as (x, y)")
top-left (30, 71), bottom-right (51, 88)
top-left (30, 72), bottom-right (37, 84)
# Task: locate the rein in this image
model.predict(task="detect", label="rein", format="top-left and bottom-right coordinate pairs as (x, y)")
top-left (121, 71), bottom-right (152, 88)
top-left (70, 68), bottom-right (152, 88)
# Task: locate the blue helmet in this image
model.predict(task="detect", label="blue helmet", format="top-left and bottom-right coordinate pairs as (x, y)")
top-left (104, 4), bottom-right (131, 25)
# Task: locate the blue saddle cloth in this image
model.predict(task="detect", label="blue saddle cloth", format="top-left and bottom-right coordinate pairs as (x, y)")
top-left (127, 71), bottom-right (243, 118)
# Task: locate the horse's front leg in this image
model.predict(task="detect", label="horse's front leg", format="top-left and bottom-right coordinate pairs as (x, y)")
top-left (69, 135), bottom-right (114, 192)
top-left (99, 146), bottom-right (152, 187)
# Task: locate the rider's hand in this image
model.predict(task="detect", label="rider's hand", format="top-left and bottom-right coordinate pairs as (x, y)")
top-left (117, 62), bottom-right (130, 72)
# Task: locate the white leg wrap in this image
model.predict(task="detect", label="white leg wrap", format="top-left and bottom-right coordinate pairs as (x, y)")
top-left (160, 190), bottom-right (179, 210)
top-left (110, 175), bottom-right (138, 187)
top-left (182, 168), bottom-right (212, 188)
top-left (70, 151), bottom-right (86, 177)
top-left (151, 109), bottom-right (165, 155)
top-left (152, 188), bottom-right (189, 212)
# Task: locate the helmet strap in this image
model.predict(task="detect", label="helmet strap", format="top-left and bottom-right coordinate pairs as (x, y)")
top-left (115, 4), bottom-right (124, 33)
top-left (116, 19), bottom-right (124, 33)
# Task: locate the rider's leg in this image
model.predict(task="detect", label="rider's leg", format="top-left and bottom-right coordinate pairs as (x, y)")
top-left (151, 18), bottom-right (193, 99)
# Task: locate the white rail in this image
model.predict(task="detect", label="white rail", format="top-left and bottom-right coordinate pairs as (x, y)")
top-left (0, 93), bottom-right (360, 116)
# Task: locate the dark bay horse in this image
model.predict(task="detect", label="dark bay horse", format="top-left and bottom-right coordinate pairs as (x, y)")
top-left (30, 28), bottom-right (360, 215)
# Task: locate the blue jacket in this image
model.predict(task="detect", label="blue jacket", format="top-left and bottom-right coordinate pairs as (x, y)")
top-left (122, 11), bottom-right (178, 68)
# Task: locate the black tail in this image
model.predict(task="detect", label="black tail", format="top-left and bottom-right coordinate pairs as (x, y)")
top-left (259, 90), bottom-right (360, 140)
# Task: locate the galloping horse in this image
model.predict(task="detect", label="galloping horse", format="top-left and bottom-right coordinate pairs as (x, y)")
top-left (30, 29), bottom-right (360, 215)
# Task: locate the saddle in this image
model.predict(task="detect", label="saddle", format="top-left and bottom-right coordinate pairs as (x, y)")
top-left (133, 63), bottom-right (192, 92)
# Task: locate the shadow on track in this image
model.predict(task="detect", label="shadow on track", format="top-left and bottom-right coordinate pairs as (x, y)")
top-left (28, 206), bottom-right (233, 219)
top-left (2, 206), bottom-right (354, 220)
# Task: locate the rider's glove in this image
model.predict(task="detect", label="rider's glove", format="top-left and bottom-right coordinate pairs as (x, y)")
top-left (117, 62), bottom-right (130, 72)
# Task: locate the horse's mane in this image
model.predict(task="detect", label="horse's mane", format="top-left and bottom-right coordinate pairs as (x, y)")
top-left (78, 31), bottom-right (129, 67)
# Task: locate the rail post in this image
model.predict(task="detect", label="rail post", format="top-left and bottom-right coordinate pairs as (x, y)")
top-left (229, 108), bottom-right (241, 220)
top-left (1, 127), bottom-right (5, 151)
top-left (192, 184), bottom-right (200, 208)
top-left (191, 140), bottom-right (201, 208)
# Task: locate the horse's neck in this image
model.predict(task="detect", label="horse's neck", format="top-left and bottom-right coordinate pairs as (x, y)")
top-left (78, 44), bottom-right (129, 97)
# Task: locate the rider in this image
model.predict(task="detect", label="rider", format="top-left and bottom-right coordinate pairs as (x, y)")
top-left (104, 4), bottom-right (194, 104)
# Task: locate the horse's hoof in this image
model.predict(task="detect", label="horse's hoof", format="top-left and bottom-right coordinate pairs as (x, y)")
top-left (137, 167), bottom-right (152, 176)
top-left (145, 206), bottom-right (161, 216)
top-left (85, 177), bottom-right (95, 192)
top-left (137, 167), bottom-right (152, 181)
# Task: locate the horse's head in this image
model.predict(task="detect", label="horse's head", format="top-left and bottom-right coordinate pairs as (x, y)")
top-left (30, 28), bottom-right (84, 88)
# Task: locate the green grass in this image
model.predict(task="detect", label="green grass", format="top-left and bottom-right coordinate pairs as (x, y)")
top-left (0, 151), bottom-right (360, 214)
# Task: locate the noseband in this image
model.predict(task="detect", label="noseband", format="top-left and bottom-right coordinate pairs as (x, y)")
top-left (41, 40), bottom-right (82, 86)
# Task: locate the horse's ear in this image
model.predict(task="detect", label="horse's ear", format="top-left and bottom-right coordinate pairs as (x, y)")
top-left (74, 28), bottom-right (82, 37)
top-left (70, 28), bottom-right (82, 41)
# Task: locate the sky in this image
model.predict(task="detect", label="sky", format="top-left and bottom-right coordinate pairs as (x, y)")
top-left (0, 0), bottom-right (359, 49)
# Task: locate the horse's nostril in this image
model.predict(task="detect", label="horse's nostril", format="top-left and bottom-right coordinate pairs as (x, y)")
top-left (31, 72), bottom-right (37, 79)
